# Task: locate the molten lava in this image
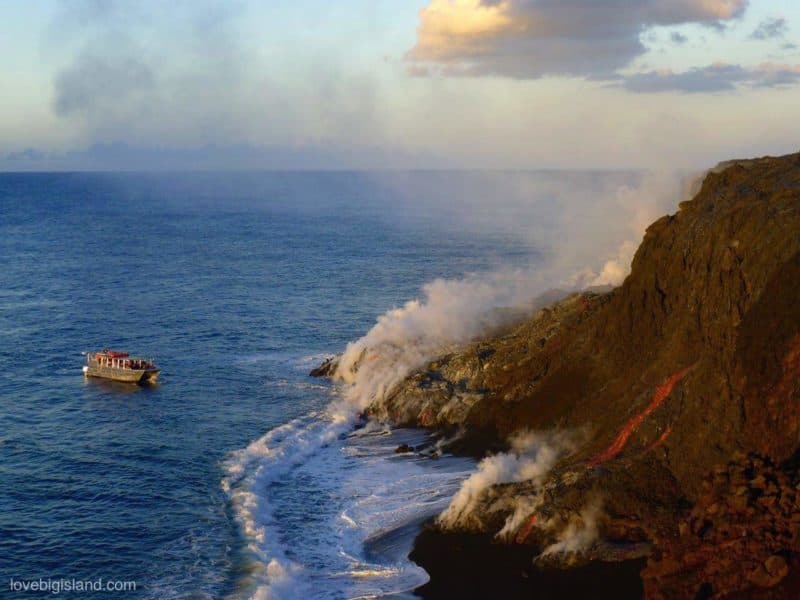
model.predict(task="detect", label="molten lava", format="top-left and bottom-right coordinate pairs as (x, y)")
top-left (588, 366), bottom-right (692, 468)
top-left (642, 425), bottom-right (674, 456)
top-left (515, 514), bottom-right (539, 544)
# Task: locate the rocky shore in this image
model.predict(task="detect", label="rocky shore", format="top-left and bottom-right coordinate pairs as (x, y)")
top-left (315, 152), bottom-right (800, 598)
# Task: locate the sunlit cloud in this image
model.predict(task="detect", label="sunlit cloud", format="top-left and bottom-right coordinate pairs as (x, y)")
top-left (407, 0), bottom-right (749, 78)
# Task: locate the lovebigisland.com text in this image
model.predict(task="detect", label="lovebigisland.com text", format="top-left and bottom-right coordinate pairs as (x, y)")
top-left (9, 578), bottom-right (137, 595)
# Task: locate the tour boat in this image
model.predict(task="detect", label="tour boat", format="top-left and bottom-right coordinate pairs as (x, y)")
top-left (83, 349), bottom-right (160, 384)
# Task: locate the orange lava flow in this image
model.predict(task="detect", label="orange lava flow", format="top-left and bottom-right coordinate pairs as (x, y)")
top-left (643, 425), bottom-right (674, 455)
top-left (588, 367), bottom-right (692, 468)
top-left (515, 514), bottom-right (539, 544)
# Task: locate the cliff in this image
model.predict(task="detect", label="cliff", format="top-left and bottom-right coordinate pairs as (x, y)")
top-left (317, 152), bottom-right (800, 597)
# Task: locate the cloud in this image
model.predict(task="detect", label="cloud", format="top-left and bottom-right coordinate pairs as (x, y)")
top-left (46, 1), bottom-right (388, 157)
top-left (50, 1), bottom-right (252, 143)
top-left (670, 31), bottom-right (689, 44)
top-left (407, 0), bottom-right (749, 79)
top-left (621, 62), bottom-right (800, 93)
top-left (55, 52), bottom-right (155, 117)
top-left (750, 17), bottom-right (788, 41)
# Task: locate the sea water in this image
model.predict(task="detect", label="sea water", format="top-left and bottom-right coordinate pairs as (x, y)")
top-left (0, 170), bottom-right (660, 598)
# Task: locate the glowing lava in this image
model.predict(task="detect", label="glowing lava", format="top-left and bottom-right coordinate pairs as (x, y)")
top-left (588, 366), bottom-right (692, 468)
top-left (515, 514), bottom-right (539, 544)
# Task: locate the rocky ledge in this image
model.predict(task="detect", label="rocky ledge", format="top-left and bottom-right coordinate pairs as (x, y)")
top-left (316, 152), bottom-right (800, 597)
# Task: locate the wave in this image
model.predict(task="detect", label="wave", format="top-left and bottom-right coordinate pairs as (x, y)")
top-left (222, 409), bottom-right (474, 599)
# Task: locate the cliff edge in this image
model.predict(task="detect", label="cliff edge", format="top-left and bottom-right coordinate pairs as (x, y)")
top-left (318, 152), bottom-right (800, 597)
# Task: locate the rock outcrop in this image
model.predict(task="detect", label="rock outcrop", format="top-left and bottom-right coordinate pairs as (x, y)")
top-left (316, 152), bottom-right (800, 596)
top-left (643, 452), bottom-right (800, 599)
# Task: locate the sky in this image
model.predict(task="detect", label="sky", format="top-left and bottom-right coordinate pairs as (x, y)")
top-left (1, 0), bottom-right (799, 170)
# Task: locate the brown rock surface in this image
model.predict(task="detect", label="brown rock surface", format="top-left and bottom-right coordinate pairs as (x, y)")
top-left (316, 152), bottom-right (800, 592)
top-left (642, 453), bottom-right (800, 598)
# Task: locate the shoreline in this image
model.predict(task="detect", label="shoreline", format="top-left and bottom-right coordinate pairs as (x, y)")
top-left (409, 524), bottom-right (645, 599)
top-left (314, 154), bottom-right (800, 597)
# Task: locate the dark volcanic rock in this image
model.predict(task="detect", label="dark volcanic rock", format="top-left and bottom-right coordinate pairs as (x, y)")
top-left (459, 153), bottom-right (800, 492)
top-left (371, 153), bottom-right (800, 587)
top-left (642, 453), bottom-right (800, 598)
top-left (373, 291), bottom-right (606, 430)
top-left (309, 355), bottom-right (339, 377)
top-left (411, 526), bottom-right (646, 600)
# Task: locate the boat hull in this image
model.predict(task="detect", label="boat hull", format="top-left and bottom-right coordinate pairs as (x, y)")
top-left (84, 365), bottom-right (160, 384)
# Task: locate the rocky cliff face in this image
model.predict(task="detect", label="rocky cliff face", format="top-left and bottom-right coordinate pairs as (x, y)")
top-left (317, 153), bottom-right (800, 596)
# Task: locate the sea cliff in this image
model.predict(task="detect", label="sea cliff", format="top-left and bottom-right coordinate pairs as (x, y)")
top-left (316, 152), bottom-right (800, 598)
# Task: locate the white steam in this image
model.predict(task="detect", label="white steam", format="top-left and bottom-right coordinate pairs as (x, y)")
top-left (334, 172), bottom-right (692, 411)
top-left (583, 172), bottom-right (688, 287)
top-left (497, 494), bottom-right (545, 540)
top-left (539, 498), bottom-right (603, 557)
top-left (438, 431), bottom-right (575, 529)
top-left (334, 273), bottom-right (563, 411)
top-left (329, 170), bottom-right (702, 549)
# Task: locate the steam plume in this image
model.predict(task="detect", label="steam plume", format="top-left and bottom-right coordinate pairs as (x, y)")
top-left (539, 498), bottom-right (603, 557)
top-left (334, 272), bottom-right (557, 410)
top-left (438, 431), bottom-right (575, 528)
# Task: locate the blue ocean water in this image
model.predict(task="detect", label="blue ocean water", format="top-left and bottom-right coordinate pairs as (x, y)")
top-left (0, 171), bottom-right (646, 598)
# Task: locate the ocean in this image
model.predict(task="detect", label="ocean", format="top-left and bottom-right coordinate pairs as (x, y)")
top-left (0, 170), bottom-right (674, 598)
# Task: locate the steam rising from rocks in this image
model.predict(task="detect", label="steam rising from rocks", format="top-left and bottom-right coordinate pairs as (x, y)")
top-left (329, 171), bottom-right (704, 553)
top-left (438, 431), bottom-right (576, 529)
top-left (540, 498), bottom-right (603, 557)
top-left (335, 273), bottom-right (559, 411)
top-left (334, 172), bottom-right (692, 411)
top-left (587, 172), bottom-right (694, 287)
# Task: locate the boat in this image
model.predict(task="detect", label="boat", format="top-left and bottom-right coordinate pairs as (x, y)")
top-left (83, 349), bottom-right (160, 384)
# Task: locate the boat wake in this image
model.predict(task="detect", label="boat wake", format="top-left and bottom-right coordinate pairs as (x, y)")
top-left (222, 408), bottom-right (474, 599)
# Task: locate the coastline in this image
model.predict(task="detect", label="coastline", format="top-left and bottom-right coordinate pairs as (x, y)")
top-left (316, 152), bottom-right (800, 598)
top-left (409, 524), bottom-right (645, 600)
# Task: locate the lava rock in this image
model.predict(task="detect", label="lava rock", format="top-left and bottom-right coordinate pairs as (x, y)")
top-left (309, 356), bottom-right (339, 378)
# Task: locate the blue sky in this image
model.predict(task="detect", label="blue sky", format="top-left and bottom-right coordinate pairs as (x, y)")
top-left (1, 0), bottom-right (799, 169)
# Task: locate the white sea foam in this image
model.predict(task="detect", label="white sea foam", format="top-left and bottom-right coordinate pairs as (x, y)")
top-left (222, 412), bottom-right (345, 599)
top-left (222, 408), bottom-right (474, 599)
